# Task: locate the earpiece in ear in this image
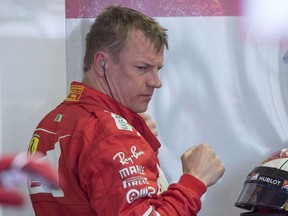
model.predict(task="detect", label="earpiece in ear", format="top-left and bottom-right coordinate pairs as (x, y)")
top-left (98, 59), bottom-right (106, 69)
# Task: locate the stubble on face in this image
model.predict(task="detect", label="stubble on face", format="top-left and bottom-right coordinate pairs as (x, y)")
top-left (109, 30), bottom-right (164, 113)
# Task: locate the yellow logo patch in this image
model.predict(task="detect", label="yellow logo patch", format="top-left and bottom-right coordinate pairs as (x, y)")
top-left (28, 135), bottom-right (39, 156)
top-left (65, 85), bottom-right (84, 101)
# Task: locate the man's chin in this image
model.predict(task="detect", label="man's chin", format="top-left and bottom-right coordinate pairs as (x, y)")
top-left (131, 105), bottom-right (148, 114)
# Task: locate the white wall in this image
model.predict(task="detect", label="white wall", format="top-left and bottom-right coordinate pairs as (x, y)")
top-left (0, 0), bottom-right (66, 215)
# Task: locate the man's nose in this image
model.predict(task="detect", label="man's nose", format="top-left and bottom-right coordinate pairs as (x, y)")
top-left (148, 68), bottom-right (162, 88)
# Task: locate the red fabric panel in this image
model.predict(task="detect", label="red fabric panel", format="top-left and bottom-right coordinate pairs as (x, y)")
top-left (65, 0), bottom-right (241, 18)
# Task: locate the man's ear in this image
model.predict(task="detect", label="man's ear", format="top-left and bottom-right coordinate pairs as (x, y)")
top-left (92, 51), bottom-right (107, 77)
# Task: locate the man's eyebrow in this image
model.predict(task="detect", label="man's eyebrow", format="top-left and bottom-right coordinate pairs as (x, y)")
top-left (134, 61), bottom-right (164, 69)
top-left (148, 64), bottom-right (164, 70)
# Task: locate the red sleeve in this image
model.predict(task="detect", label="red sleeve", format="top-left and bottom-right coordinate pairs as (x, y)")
top-left (79, 132), bottom-right (207, 216)
top-left (156, 174), bottom-right (207, 215)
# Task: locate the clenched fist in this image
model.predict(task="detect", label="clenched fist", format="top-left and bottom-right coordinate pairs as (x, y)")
top-left (181, 143), bottom-right (225, 187)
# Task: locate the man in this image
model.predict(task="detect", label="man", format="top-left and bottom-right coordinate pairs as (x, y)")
top-left (27, 5), bottom-right (225, 215)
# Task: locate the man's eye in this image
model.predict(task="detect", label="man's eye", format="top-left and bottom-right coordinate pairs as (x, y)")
top-left (137, 66), bottom-right (147, 70)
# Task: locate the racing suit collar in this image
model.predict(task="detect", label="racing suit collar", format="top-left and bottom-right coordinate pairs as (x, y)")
top-left (66, 81), bottom-right (161, 153)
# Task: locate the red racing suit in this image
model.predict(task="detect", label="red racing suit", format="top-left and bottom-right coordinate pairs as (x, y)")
top-left (27, 81), bottom-right (207, 216)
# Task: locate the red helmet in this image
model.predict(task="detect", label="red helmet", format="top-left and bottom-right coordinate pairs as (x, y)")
top-left (235, 148), bottom-right (288, 214)
top-left (0, 152), bottom-right (58, 206)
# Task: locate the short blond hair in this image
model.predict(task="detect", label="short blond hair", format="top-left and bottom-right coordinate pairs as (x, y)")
top-left (83, 5), bottom-right (168, 72)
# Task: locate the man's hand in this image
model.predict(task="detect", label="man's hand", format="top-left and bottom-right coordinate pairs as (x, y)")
top-left (138, 113), bottom-right (158, 137)
top-left (181, 143), bottom-right (225, 187)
